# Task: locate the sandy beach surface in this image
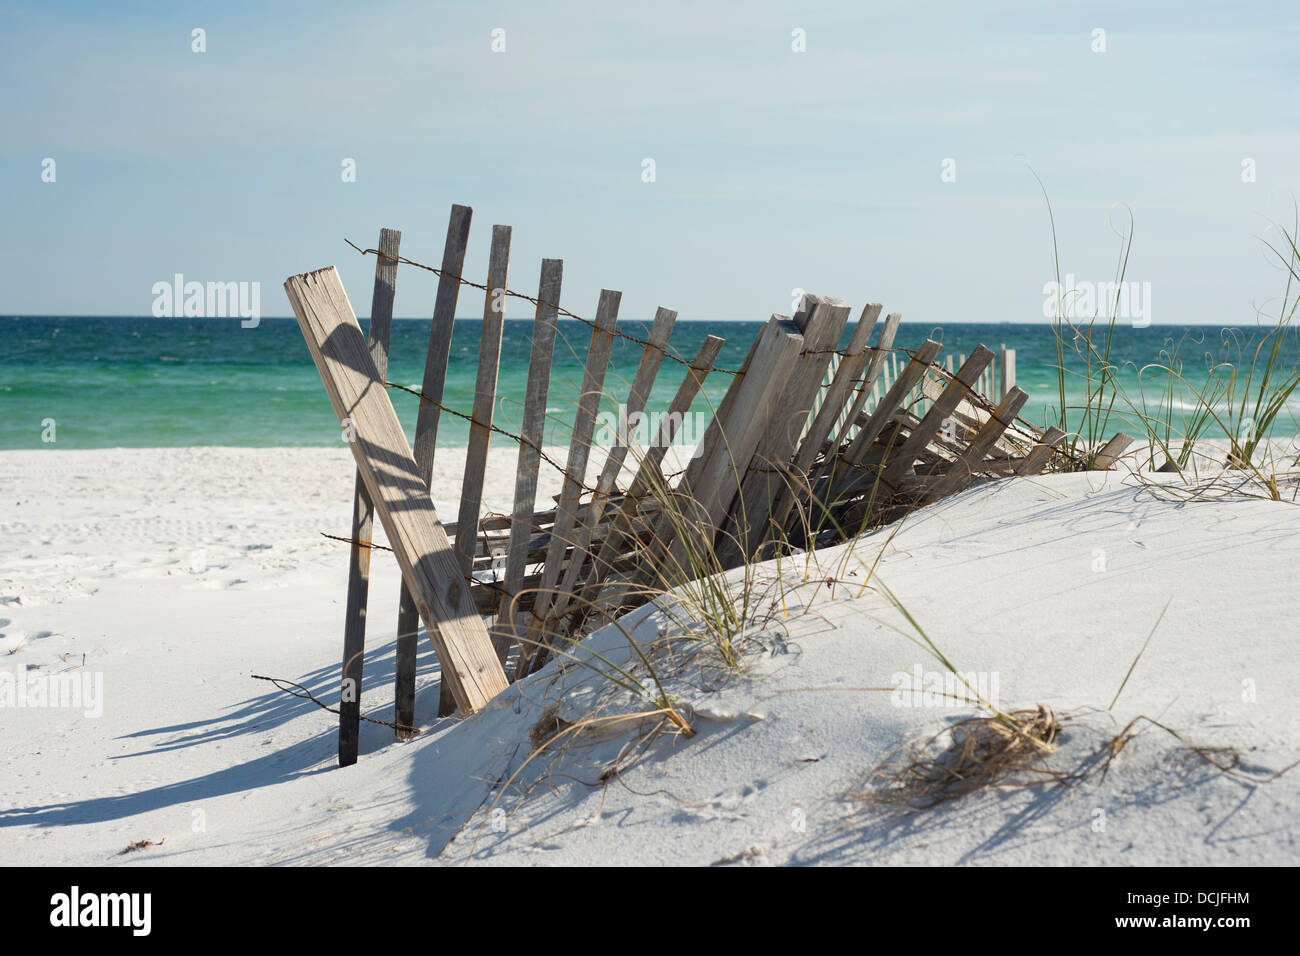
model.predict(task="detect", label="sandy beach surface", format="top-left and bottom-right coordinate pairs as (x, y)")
top-left (1, 446), bottom-right (1297, 865)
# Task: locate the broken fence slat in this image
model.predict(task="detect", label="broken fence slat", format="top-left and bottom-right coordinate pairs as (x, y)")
top-left (826, 311), bottom-right (901, 454)
top-left (578, 334), bottom-right (724, 619)
top-left (285, 266), bottom-right (508, 715)
top-left (923, 385), bottom-right (1029, 503)
top-left (880, 345), bottom-right (995, 490)
top-left (770, 303), bottom-right (882, 535)
top-left (1014, 426), bottom-right (1067, 476)
top-left (844, 339), bottom-right (943, 466)
top-left (719, 295), bottom-right (851, 566)
top-left (663, 316), bottom-right (805, 584)
top-left (637, 322), bottom-right (763, 577)
top-left (1092, 432), bottom-right (1134, 470)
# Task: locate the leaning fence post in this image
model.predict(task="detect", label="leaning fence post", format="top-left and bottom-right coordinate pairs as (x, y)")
top-left (717, 295), bottom-right (850, 567)
top-left (662, 316), bottom-right (805, 583)
top-left (285, 266), bottom-right (508, 717)
top-left (1001, 345), bottom-right (1016, 399)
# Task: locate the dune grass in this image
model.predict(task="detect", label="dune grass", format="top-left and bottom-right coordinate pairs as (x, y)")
top-left (1033, 172), bottom-right (1300, 488)
top-left (479, 201), bottom-right (1300, 830)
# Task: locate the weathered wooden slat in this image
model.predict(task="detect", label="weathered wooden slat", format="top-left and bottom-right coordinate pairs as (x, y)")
top-left (803, 319), bottom-right (910, 524)
top-left (517, 290), bottom-right (621, 676)
top-left (816, 339), bottom-right (943, 517)
top-left (1014, 426), bottom-right (1067, 476)
top-left (675, 333), bottom-right (759, 484)
top-left (578, 335), bottom-right (724, 617)
top-left (769, 303), bottom-right (882, 534)
top-left (922, 386), bottom-right (1029, 504)
top-left (660, 317), bottom-right (804, 586)
top-left (920, 368), bottom-right (1039, 461)
top-left (718, 295), bottom-right (851, 566)
top-left (1092, 432), bottom-right (1134, 470)
top-left (829, 313), bottom-right (901, 452)
top-left (439, 224), bottom-right (511, 715)
top-left (809, 352), bottom-right (840, 426)
top-left (534, 307), bottom-right (678, 659)
top-left (457, 496), bottom-right (669, 582)
top-left (490, 258), bottom-right (563, 664)
top-left (397, 204), bottom-right (473, 723)
top-left (635, 326), bottom-right (762, 576)
top-left (339, 227), bottom-right (400, 766)
top-left (285, 266), bottom-right (508, 715)
top-left (452, 225), bottom-right (512, 580)
top-left (1001, 346), bottom-right (1016, 398)
top-left (445, 492), bottom-right (639, 543)
top-left (879, 346), bottom-right (995, 490)
top-left (843, 339), bottom-right (943, 465)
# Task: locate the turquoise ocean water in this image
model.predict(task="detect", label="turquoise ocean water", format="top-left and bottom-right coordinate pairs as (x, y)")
top-left (2, 316), bottom-right (1299, 449)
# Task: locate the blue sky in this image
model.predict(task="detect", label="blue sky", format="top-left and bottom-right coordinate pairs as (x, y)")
top-left (2, 0), bottom-right (1298, 322)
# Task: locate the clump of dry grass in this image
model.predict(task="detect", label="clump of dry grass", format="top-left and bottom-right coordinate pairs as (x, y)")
top-left (529, 703), bottom-right (574, 754)
top-left (858, 705), bottom-right (1062, 810)
top-left (120, 838), bottom-right (165, 855)
top-left (855, 706), bottom-right (1297, 818)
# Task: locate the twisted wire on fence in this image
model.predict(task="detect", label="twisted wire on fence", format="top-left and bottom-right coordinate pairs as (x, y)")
top-left (345, 238), bottom-right (744, 377)
top-left (345, 236), bottom-right (1055, 444)
top-left (321, 237), bottom-right (1083, 564)
top-left (319, 358), bottom-right (1058, 566)
top-left (251, 674), bottom-right (420, 736)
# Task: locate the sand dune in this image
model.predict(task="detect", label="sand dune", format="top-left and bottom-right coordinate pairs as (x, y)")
top-left (1, 447), bottom-right (1297, 865)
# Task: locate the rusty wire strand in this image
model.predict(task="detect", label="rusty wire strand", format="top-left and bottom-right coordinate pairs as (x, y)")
top-left (320, 531), bottom-right (393, 552)
top-left (251, 673), bottom-right (420, 736)
top-left (382, 378), bottom-right (580, 481)
top-left (317, 360), bottom-right (1068, 564)
top-left (346, 238), bottom-right (744, 376)
top-left (347, 235), bottom-right (1060, 451)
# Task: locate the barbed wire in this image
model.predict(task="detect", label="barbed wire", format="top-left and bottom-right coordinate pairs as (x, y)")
top-left (345, 235), bottom-right (1061, 442)
top-left (320, 531), bottom-right (393, 552)
top-left (345, 239), bottom-right (745, 376)
top-left (382, 379), bottom-right (584, 481)
top-left (251, 673), bottom-right (420, 735)
top-left (315, 367), bottom-right (1071, 556)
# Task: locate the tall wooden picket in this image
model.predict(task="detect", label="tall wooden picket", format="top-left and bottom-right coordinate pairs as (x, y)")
top-left (338, 227), bottom-right (400, 766)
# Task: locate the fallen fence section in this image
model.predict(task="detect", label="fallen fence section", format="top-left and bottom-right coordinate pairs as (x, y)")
top-left (288, 204), bottom-right (1132, 765)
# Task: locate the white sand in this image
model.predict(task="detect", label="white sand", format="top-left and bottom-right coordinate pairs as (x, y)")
top-left (1, 447), bottom-right (1297, 865)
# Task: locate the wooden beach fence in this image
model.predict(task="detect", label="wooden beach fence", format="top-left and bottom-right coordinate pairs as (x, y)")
top-left (285, 202), bottom-right (1134, 767)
